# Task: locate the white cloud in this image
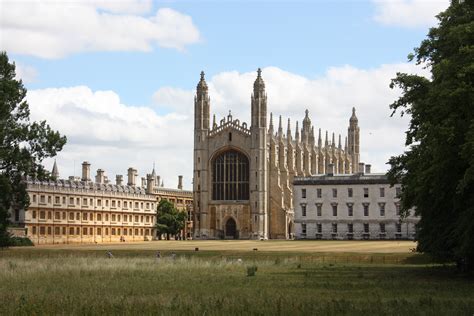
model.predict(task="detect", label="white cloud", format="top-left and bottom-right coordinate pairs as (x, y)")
top-left (373, 0), bottom-right (450, 28)
top-left (15, 62), bottom-right (38, 83)
top-left (0, 1), bottom-right (200, 58)
top-left (27, 86), bottom-right (193, 189)
top-left (30, 63), bottom-right (429, 190)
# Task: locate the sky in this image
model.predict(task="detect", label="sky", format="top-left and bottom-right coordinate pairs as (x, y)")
top-left (1, 0), bottom-right (450, 190)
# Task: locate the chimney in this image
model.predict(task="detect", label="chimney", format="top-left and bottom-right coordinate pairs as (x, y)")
top-left (127, 167), bottom-right (137, 186)
top-left (116, 175), bottom-right (123, 186)
top-left (365, 164), bottom-right (371, 174)
top-left (141, 177), bottom-right (146, 188)
top-left (146, 174), bottom-right (155, 194)
top-left (81, 161), bottom-right (91, 182)
top-left (327, 163), bottom-right (334, 176)
top-left (95, 169), bottom-right (105, 184)
top-left (359, 163), bottom-right (365, 174)
top-left (178, 175), bottom-right (183, 190)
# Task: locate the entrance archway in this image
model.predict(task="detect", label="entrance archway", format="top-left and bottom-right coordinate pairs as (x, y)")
top-left (225, 217), bottom-right (237, 239)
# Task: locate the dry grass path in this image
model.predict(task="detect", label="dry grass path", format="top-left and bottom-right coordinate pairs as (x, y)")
top-left (28, 240), bottom-right (417, 253)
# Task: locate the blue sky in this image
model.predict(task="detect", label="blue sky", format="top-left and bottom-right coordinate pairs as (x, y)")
top-left (1, 0), bottom-right (449, 188)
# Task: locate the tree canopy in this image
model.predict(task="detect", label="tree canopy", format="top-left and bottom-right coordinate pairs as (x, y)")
top-left (0, 51), bottom-right (67, 247)
top-left (388, 1), bottom-right (474, 270)
top-left (155, 200), bottom-right (186, 240)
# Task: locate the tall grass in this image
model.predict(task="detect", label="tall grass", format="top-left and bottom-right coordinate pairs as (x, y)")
top-left (0, 253), bottom-right (473, 315)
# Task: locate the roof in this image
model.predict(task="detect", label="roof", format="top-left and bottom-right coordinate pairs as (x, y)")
top-left (293, 173), bottom-right (393, 186)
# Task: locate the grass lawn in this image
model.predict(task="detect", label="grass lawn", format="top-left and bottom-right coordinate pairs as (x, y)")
top-left (1, 241), bottom-right (473, 315)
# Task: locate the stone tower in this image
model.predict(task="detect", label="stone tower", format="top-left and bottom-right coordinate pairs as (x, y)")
top-left (348, 107), bottom-right (360, 172)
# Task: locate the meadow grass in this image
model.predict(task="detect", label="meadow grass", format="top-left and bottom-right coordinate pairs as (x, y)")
top-left (1, 246), bottom-right (473, 315)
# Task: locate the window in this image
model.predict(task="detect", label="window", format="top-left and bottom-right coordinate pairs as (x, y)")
top-left (332, 223), bottom-right (337, 233)
top-left (228, 132), bottom-right (232, 141)
top-left (364, 223), bottom-right (369, 233)
top-left (105, 214), bottom-right (109, 221)
top-left (106, 200), bottom-right (109, 207)
top-left (347, 204), bottom-right (353, 217)
top-left (124, 214), bottom-right (127, 222)
top-left (54, 227), bottom-right (60, 235)
top-left (112, 214), bottom-right (116, 221)
top-left (301, 223), bottom-right (307, 235)
top-left (118, 215), bottom-right (121, 222)
top-left (124, 201), bottom-right (128, 208)
top-left (347, 223), bottom-right (353, 233)
top-left (379, 203), bottom-right (386, 216)
top-left (301, 189), bottom-right (306, 199)
top-left (396, 223), bottom-right (402, 233)
top-left (89, 213), bottom-right (93, 221)
top-left (69, 197), bottom-right (74, 205)
top-left (62, 227), bottom-right (66, 235)
top-left (332, 188), bottom-right (337, 198)
top-left (316, 188), bottom-right (322, 198)
top-left (135, 215), bottom-right (139, 222)
top-left (212, 150), bottom-right (250, 200)
top-left (76, 227), bottom-right (80, 235)
top-left (69, 227), bottom-right (74, 235)
top-left (395, 203), bottom-right (400, 216)
top-left (380, 187), bottom-right (385, 198)
top-left (32, 195), bottom-right (37, 202)
top-left (83, 213), bottom-right (87, 220)
top-left (363, 204), bottom-right (369, 216)
top-left (76, 198), bottom-right (79, 205)
top-left (47, 211), bottom-right (52, 220)
top-left (380, 223), bottom-right (386, 233)
top-left (98, 199), bottom-right (102, 207)
top-left (40, 226), bottom-right (45, 235)
top-left (32, 226), bottom-right (37, 234)
top-left (141, 202), bottom-right (144, 209)
top-left (62, 212), bottom-right (66, 220)
top-left (118, 201), bottom-right (121, 208)
top-left (348, 188), bottom-right (353, 198)
top-left (301, 204), bottom-right (307, 217)
top-left (82, 227), bottom-right (87, 235)
top-left (32, 210), bottom-right (37, 219)
top-left (97, 228), bottom-right (102, 235)
top-left (363, 188), bottom-right (369, 198)
top-left (135, 202), bottom-right (139, 209)
top-left (317, 223), bottom-right (322, 233)
top-left (69, 212), bottom-right (74, 220)
top-left (316, 204), bottom-right (322, 216)
top-left (47, 227), bottom-right (51, 235)
top-left (83, 198), bottom-right (88, 206)
top-left (97, 214), bottom-right (102, 221)
top-left (55, 212), bottom-right (60, 220)
top-left (40, 211), bottom-right (45, 219)
top-left (112, 228), bottom-right (116, 235)
top-left (48, 196), bottom-right (51, 204)
top-left (112, 200), bottom-right (116, 207)
top-left (40, 195), bottom-right (45, 203)
top-left (55, 196), bottom-right (60, 204)
top-left (332, 204), bottom-right (338, 216)
top-left (62, 197), bottom-right (66, 204)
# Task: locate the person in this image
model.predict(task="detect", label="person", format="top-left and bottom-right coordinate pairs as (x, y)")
top-left (156, 251), bottom-right (161, 261)
top-left (106, 250), bottom-right (114, 258)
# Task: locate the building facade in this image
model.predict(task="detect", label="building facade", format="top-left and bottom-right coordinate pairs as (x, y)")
top-left (193, 69), bottom-right (362, 239)
top-left (293, 165), bottom-right (419, 240)
top-left (10, 161), bottom-right (193, 244)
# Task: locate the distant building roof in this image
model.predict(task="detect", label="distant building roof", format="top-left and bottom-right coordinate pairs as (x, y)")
top-left (293, 173), bottom-right (393, 186)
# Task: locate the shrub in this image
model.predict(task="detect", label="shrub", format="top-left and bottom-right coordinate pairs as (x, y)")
top-left (10, 237), bottom-right (34, 247)
top-left (247, 265), bottom-right (258, 277)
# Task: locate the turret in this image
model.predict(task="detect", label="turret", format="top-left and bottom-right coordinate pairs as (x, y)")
top-left (251, 68), bottom-right (267, 128)
top-left (278, 115), bottom-right (283, 138)
top-left (295, 121), bottom-right (300, 143)
top-left (195, 71), bottom-right (210, 131)
top-left (51, 160), bottom-right (59, 180)
top-left (178, 175), bottom-right (183, 190)
top-left (287, 118), bottom-right (292, 141)
top-left (268, 112), bottom-right (274, 135)
top-left (318, 128), bottom-right (322, 148)
top-left (81, 161), bottom-right (91, 182)
top-left (127, 167), bottom-right (137, 186)
top-left (348, 107), bottom-right (360, 172)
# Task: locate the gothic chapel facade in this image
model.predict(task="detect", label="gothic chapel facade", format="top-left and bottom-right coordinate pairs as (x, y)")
top-left (193, 69), bottom-right (360, 239)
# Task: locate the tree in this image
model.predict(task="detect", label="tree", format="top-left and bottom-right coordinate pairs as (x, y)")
top-left (387, 1), bottom-right (474, 270)
top-left (155, 200), bottom-right (186, 240)
top-left (0, 52), bottom-right (66, 247)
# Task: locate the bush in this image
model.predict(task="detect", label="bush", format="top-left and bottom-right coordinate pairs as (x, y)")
top-left (10, 237), bottom-right (34, 247)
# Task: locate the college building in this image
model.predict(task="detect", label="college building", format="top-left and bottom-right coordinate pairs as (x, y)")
top-left (9, 161), bottom-right (193, 244)
top-left (193, 69), bottom-right (362, 239)
top-left (293, 164), bottom-right (419, 240)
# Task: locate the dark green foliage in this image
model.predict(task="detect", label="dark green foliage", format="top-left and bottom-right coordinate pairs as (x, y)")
top-left (388, 2), bottom-right (474, 270)
top-left (246, 265), bottom-right (258, 277)
top-left (0, 51), bottom-right (66, 247)
top-left (9, 237), bottom-right (34, 247)
top-left (155, 200), bottom-right (186, 240)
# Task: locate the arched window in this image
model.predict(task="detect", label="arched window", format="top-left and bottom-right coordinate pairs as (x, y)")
top-left (212, 150), bottom-right (249, 200)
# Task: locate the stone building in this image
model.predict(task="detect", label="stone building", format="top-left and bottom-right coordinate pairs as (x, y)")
top-left (10, 161), bottom-right (192, 244)
top-left (293, 164), bottom-right (419, 240)
top-left (193, 69), bottom-right (361, 239)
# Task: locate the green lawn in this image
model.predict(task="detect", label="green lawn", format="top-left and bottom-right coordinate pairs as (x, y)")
top-left (1, 242), bottom-right (473, 315)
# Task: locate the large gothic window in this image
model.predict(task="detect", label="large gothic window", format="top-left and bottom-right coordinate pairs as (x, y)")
top-left (212, 150), bottom-right (249, 200)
